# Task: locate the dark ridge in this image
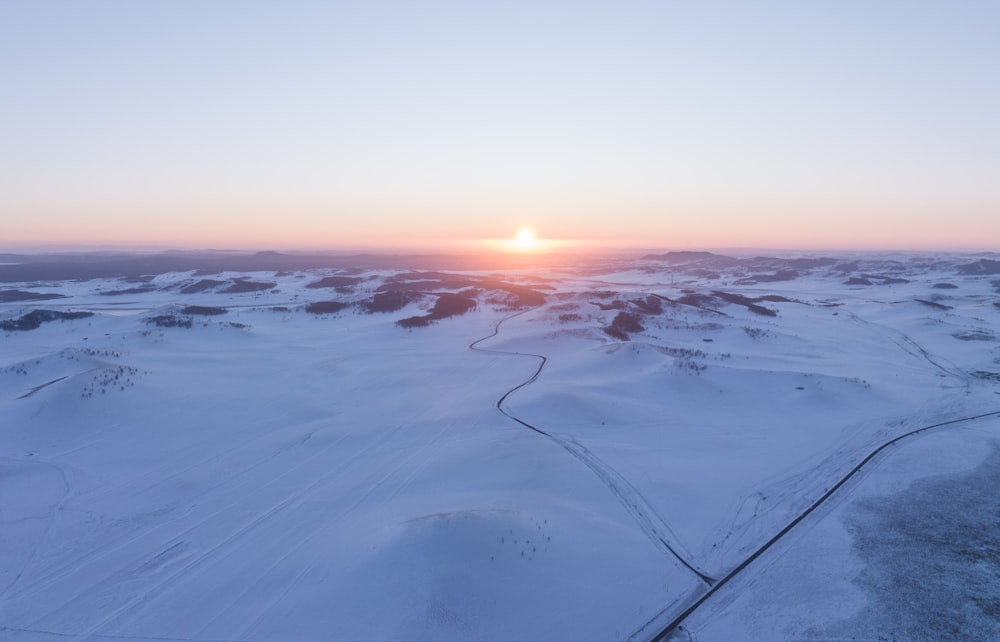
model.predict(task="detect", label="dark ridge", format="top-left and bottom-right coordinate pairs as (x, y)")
top-left (834, 261), bottom-right (860, 273)
top-left (676, 293), bottom-right (719, 308)
top-left (846, 277), bottom-right (873, 285)
top-left (592, 299), bottom-right (627, 311)
top-left (359, 291), bottom-right (425, 313)
top-left (914, 298), bottom-right (952, 310)
top-left (630, 295), bottom-right (663, 315)
top-left (99, 286), bottom-right (157, 296)
top-left (957, 259), bottom-right (1000, 275)
top-left (305, 275), bottom-right (363, 289)
top-left (476, 279), bottom-right (548, 307)
top-left (775, 257), bottom-right (838, 270)
top-left (711, 291), bottom-right (778, 316)
top-left (179, 279), bottom-right (227, 294)
top-left (932, 283), bottom-right (959, 289)
top-left (181, 305), bottom-right (227, 316)
top-left (0, 250), bottom-right (574, 283)
top-left (610, 311), bottom-right (644, 334)
top-left (737, 269), bottom-right (799, 284)
top-left (222, 280), bottom-right (276, 293)
top-left (602, 326), bottom-right (630, 341)
top-left (641, 251), bottom-right (736, 265)
top-left (0, 290), bottom-right (67, 302)
top-left (953, 331), bottom-right (994, 341)
top-left (1, 309), bottom-right (93, 331)
top-left (379, 273), bottom-right (545, 308)
top-left (861, 273), bottom-right (910, 285)
top-left (304, 300), bottom-right (349, 314)
top-left (397, 292), bottom-right (476, 328)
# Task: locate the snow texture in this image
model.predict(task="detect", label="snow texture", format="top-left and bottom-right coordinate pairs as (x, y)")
top-left (2, 251), bottom-right (999, 641)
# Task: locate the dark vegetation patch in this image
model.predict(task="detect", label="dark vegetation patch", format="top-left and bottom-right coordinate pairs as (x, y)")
top-left (222, 279), bottom-right (276, 293)
top-left (548, 302), bottom-right (579, 312)
top-left (653, 293), bottom-right (728, 316)
top-left (397, 293), bottom-right (476, 328)
top-left (914, 298), bottom-right (952, 310)
top-left (270, 306), bottom-right (290, 312)
top-left (180, 279), bottom-right (227, 294)
top-left (711, 291), bottom-right (778, 317)
top-left (611, 311), bottom-right (644, 333)
top-left (630, 295), bottom-right (663, 315)
top-left (305, 300), bottom-right (350, 314)
top-left (558, 313), bottom-right (582, 323)
top-left (592, 299), bottom-right (626, 311)
top-left (99, 286), bottom-right (157, 296)
top-left (676, 293), bottom-right (718, 308)
top-left (0, 290), bottom-right (67, 302)
top-left (657, 346), bottom-right (706, 359)
top-left (972, 371), bottom-right (1000, 381)
top-left (1, 309), bottom-right (93, 331)
top-left (379, 272), bottom-right (545, 311)
top-left (145, 314), bottom-right (192, 328)
top-left (845, 277), bottom-right (873, 286)
top-left (305, 275), bottom-right (363, 289)
top-left (932, 282), bottom-right (959, 289)
top-left (476, 279), bottom-right (548, 307)
top-left (953, 331), bottom-right (994, 341)
top-left (603, 311), bottom-right (644, 339)
top-left (383, 271), bottom-right (475, 291)
top-left (835, 446), bottom-right (1000, 641)
top-left (862, 273), bottom-right (910, 285)
top-left (359, 290), bottom-right (425, 314)
top-left (181, 305), bottom-right (227, 316)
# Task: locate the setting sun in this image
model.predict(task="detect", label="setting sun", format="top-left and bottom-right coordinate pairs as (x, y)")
top-left (515, 228), bottom-right (538, 250)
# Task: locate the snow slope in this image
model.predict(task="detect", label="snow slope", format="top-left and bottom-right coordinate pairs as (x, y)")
top-left (1, 252), bottom-right (999, 640)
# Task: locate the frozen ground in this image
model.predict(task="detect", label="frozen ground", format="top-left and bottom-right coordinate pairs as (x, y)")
top-left (1, 250), bottom-right (999, 641)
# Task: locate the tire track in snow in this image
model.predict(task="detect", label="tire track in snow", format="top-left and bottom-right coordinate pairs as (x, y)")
top-left (470, 310), bottom-right (716, 587)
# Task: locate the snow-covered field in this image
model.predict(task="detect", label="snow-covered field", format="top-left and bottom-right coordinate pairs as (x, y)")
top-left (2, 251), bottom-right (999, 641)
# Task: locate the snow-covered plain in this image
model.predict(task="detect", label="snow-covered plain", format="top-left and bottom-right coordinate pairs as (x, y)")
top-left (2, 251), bottom-right (999, 641)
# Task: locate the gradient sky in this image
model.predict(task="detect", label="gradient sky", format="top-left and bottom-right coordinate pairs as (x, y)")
top-left (2, 1), bottom-right (998, 251)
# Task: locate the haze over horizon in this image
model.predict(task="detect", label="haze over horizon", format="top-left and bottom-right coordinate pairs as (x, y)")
top-left (3, 1), bottom-right (998, 251)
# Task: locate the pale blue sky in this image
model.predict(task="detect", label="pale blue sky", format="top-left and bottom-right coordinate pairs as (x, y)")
top-left (2, 1), bottom-right (998, 249)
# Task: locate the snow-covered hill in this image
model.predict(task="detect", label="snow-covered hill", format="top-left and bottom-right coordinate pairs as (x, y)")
top-left (2, 251), bottom-right (999, 640)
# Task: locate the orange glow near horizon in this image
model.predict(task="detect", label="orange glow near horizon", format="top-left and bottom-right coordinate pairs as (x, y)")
top-left (514, 228), bottom-right (538, 251)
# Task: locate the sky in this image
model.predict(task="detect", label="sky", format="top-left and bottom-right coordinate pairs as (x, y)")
top-left (2, 1), bottom-right (998, 252)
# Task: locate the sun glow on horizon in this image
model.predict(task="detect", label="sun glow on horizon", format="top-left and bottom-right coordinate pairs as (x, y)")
top-left (514, 227), bottom-right (539, 251)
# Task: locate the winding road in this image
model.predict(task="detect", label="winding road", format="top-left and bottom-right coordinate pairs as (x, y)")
top-left (470, 305), bottom-right (1000, 642)
top-left (469, 309), bottom-right (717, 587)
top-left (634, 409), bottom-right (1000, 641)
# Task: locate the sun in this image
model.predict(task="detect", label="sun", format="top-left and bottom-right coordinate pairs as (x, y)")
top-left (514, 227), bottom-right (538, 250)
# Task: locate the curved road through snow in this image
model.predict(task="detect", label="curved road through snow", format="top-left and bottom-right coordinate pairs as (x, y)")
top-left (636, 408), bottom-right (1000, 641)
top-left (469, 310), bottom-right (716, 587)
